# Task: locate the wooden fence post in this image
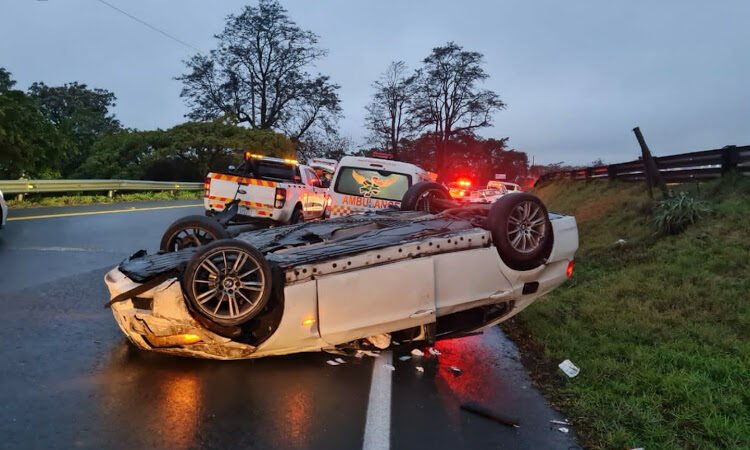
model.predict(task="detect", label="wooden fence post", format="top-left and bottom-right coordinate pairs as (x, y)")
top-left (633, 127), bottom-right (668, 198)
top-left (721, 145), bottom-right (739, 175)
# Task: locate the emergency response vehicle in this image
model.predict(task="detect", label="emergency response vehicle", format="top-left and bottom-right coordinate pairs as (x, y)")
top-left (160, 153), bottom-right (328, 252)
top-left (326, 156), bottom-right (432, 218)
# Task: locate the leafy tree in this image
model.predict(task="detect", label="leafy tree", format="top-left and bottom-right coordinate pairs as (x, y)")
top-left (0, 68), bottom-right (15, 92)
top-left (177, 0), bottom-right (341, 140)
top-left (79, 121), bottom-right (295, 181)
top-left (364, 61), bottom-right (419, 158)
top-left (0, 69), bottom-right (69, 179)
top-left (413, 42), bottom-right (505, 179)
top-left (296, 130), bottom-right (353, 162)
top-left (28, 82), bottom-right (121, 177)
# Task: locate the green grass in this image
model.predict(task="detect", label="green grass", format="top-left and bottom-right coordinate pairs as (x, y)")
top-left (7, 190), bottom-right (202, 208)
top-left (505, 175), bottom-right (750, 449)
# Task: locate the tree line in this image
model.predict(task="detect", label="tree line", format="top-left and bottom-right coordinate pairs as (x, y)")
top-left (1, 0), bottom-right (541, 184)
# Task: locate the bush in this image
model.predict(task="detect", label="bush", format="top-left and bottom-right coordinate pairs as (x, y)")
top-left (652, 191), bottom-right (711, 235)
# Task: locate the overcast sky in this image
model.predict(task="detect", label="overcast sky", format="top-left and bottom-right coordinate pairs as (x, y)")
top-left (1, 0), bottom-right (748, 164)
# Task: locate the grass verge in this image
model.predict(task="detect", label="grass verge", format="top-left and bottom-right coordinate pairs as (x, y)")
top-left (504, 175), bottom-right (750, 449)
top-left (7, 190), bottom-right (202, 208)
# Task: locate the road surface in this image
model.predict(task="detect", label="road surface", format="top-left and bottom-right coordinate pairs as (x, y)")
top-left (0, 201), bottom-right (579, 450)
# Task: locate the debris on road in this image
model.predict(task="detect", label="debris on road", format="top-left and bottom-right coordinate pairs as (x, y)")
top-left (398, 355), bottom-right (412, 361)
top-left (558, 359), bottom-right (580, 378)
top-left (416, 366), bottom-right (424, 373)
top-left (356, 350), bottom-right (381, 358)
top-left (449, 366), bottom-right (462, 375)
top-left (367, 333), bottom-right (391, 349)
top-left (557, 427), bottom-right (569, 434)
top-left (428, 347), bottom-right (441, 356)
top-left (326, 360), bottom-right (341, 366)
top-left (335, 357), bottom-right (346, 364)
top-left (410, 348), bottom-right (424, 357)
top-left (550, 419), bottom-right (570, 425)
top-left (383, 363), bottom-right (396, 371)
top-left (460, 401), bottom-right (519, 428)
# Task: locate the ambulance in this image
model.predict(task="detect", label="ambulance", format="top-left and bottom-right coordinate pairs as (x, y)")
top-left (326, 156), bottom-right (432, 218)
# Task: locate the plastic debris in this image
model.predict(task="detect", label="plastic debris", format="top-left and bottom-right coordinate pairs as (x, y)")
top-left (326, 360), bottom-right (341, 366)
top-left (383, 364), bottom-right (396, 371)
top-left (558, 359), bottom-right (580, 378)
top-left (367, 334), bottom-right (391, 349)
top-left (449, 366), bottom-right (462, 375)
top-left (416, 366), bottom-right (424, 373)
top-left (398, 355), bottom-right (412, 361)
top-left (356, 350), bottom-right (381, 358)
top-left (428, 347), bottom-right (442, 356)
top-left (629, 448), bottom-right (645, 450)
top-left (460, 402), bottom-right (519, 428)
top-left (335, 358), bottom-right (346, 364)
top-left (410, 348), bottom-right (425, 357)
top-left (557, 427), bottom-right (569, 434)
top-left (615, 238), bottom-right (627, 246)
top-left (550, 419), bottom-right (570, 425)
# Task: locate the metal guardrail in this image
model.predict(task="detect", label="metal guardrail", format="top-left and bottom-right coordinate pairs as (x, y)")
top-left (536, 145), bottom-right (750, 186)
top-left (0, 179), bottom-right (203, 196)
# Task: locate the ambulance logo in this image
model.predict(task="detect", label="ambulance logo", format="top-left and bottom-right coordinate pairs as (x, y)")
top-left (351, 170), bottom-right (399, 197)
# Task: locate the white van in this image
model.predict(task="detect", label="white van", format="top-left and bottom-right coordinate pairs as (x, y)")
top-left (326, 156), bottom-right (432, 218)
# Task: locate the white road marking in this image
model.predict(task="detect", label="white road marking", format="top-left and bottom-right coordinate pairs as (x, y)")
top-left (8, 203), bottom-right (202, 221)
top-left (362, 350), bottom-right (393, 450)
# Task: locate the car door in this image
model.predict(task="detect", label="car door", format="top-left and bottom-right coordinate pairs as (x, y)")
top-left (316, 257), bottom-right (437, 345)
top-left (303, 167), bottom-right (325, 218)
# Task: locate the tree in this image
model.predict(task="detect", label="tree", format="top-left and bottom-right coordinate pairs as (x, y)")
top-left (28, 82), bottom-right (121, 177)
top-left (79, 121), bottom-right (296, 181)
top-left (0, 69), bottom-right (70, 179)
top-left (0, 68), bottom-right (15, 92)
top-left (413, 42), bottom-right (505, 179)
top-left (364, 61), bottom-right (419, 158)
top-left (177, 0), bottom-right (341, 140)
top-left (296, 130), bottom-right (353, 162)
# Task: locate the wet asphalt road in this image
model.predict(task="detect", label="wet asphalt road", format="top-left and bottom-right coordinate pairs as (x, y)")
top-left (0, 201), bottom-right (579, 450)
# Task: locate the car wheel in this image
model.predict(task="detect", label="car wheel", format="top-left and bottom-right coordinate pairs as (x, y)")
top-left (400, 181), bottom-right (454, 213)
top-left (289, 205), bottom-right (304, 224)
top-left (487, 193), bottom-right (553, 271)
top-left (183, 240), bottom-right (272, 326)
top-left (160, 215), bottom-right (230, 252)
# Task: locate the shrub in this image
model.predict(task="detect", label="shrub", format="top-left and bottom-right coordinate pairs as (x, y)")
top-left (652, 191), bottom-right (711, 235)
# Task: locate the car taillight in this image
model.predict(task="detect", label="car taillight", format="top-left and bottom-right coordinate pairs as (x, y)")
top-left (566, 260), bottom-right (574, 278)
top-left (274, 188), bottom-right (287, 209)
top-left (326, 196), bottom-right (332, 207)
top-left (203, 177), bottom-right (211, 197)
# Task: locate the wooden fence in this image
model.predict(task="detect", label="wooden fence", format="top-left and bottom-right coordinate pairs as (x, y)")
top-left (536, 145), bottom-right (750, 185)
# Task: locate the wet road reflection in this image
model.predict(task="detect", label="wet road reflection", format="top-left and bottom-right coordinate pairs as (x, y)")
top-left (93, 341), bottom-right (371, 450)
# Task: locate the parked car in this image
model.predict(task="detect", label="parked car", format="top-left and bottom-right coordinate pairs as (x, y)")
top-left (465, 188), bottom-right (507, 204)
top-left (0, 189), bottom-right (7, 229)
top-left (104, 182), bottom-right (578, 360)
top-left (487, 180), bottom-right (522, 193)
top-left (160, 153), bottom-right (329, 251)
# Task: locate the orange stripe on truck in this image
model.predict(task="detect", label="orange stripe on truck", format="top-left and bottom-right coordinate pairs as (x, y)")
top-left (206, 195), bottom-right (273, 210)
top-left (208, 173), bottom-right (277, 188)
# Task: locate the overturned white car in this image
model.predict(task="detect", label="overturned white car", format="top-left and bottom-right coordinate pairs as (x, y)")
top-left (104, 182), bottom-right (578, 359)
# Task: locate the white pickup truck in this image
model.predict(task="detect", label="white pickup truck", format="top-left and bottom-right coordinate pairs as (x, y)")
top-left (204, 153), bottom-right (328, 224)
top-left (160, 154), bottom-right (328, 251)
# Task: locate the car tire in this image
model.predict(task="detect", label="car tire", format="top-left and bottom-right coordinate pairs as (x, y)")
top-left (400, 181), bottom-right (454, 213)
top-left (487, 193), bottom-right (553, 271)
top-left (289, 205), bottom-right (304, 224)
top-left (160, 215), bottom-right (230, 252)
top-left (183, 239), bottom-right (273, 326)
